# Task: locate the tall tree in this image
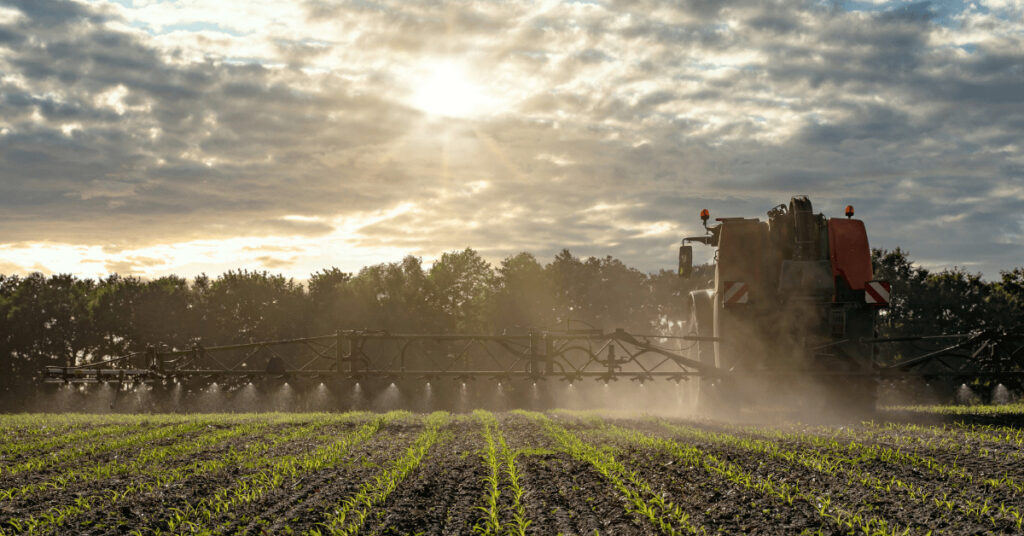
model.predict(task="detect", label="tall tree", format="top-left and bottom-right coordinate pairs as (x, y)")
top-left (307, 268), bottom-right (354, 334)
top-left (429, 248), bottom-right (496, 332)
top-left (133, 276), bottom-right (194, 349)
top-left (491, 252), bottom-right (555, 333)
top-left (5, 273), bottom-right (98, 372)
top-left (199, 270), bottom-right (306, 343)
top-left (347, 256), bottom-right (439, 332)
top-left (87, 274), bottom-right (143, 358)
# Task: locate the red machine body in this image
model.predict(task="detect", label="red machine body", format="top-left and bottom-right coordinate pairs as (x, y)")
top-left (680, 196), bottom-right (886, 412)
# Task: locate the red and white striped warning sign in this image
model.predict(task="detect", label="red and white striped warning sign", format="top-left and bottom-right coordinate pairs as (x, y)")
top-left (865, 280), bottom-right (891, 305)
top-left (722, 281), bottom-right (749, 304)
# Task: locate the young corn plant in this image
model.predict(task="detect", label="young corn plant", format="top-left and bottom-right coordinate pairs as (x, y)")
top-left (1, 418), bottom-right (224, 477)
top-left (0, 414), bottom-right (359, 536)
top-left (0, 418), bottom-right (274, 504)
top-left (600, 423), bottom-right (908, 536)
top-left (0, 421), bottom-right (165, 465)
top-left (525, 412), bottom-right (704, 536)
top-left (471, 410), bottom-right (532, 536)
top-left (158, 415), bottom-right (387, 534)
top-left (664, 420), bottom-right (1024, 530)
top-left (499, 433), bottom-right (530, 536)
top-left (310, 412), bottom-right (450, 536)
top-left (472, 411), bottom-right (502, 536)
top-left (721, 420), bottom-right (1024, 495)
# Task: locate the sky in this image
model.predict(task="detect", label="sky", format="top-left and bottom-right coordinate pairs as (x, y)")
top-left (0, 0), bottom-right (1021, 280)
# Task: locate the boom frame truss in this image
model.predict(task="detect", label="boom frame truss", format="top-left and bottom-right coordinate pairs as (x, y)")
top-left (43, 329), bottom-right (716, 385)
top-left (41, 326), bottom-right (1024, 387)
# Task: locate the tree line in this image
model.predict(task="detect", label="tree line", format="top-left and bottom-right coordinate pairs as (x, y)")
top-left (0, 247), bottom-right (1021, 392)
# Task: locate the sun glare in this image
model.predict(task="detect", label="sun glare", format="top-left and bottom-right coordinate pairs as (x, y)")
top-left (410, 60), bottom-right (489, 118)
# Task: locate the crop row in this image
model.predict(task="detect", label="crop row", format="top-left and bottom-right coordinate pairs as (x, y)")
top-left (154, 414), bottom-right (390, 535)
top-left (0, 414), bottom-right (361, 535)
top-left (759, 420), bottom-right (1024, 462)
top-left (0, 419), bottom-right (265, 503)
top-left (0, 413), bottom-right (161, 433)
top-left (523, 411), bottom-right (704, 536)
top-left (890, 402), bottom-right (1024, 416)
top-left (3, 411), bottom-right (1021, 535)
top-left (589, 421), bottom-right (909, 536)
top-left (0, 414), bottom-right (209, 455)
top-left (310, 411), bottom-right (449, 536)
top-left (0, 422), bottom-right (143, 461)
top-left (555, 411), bottom-right (1024, 533)
top-left (646, 419), bottom-right (1023, 531)
top-left (879, 420), bottom-right (1024, 449)
top-left (472, 411), bottom-right (530, 536)
top-left (1, 418), bottom-right (222, 477)
top-left (718, 419), bottom-right (1024, 495)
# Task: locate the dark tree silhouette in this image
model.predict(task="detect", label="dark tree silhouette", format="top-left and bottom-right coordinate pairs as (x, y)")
top-left (0, 247), bottom-right (1019, 397)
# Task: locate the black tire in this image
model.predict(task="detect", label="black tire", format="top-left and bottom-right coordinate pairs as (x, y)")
top-left (688, 291), bottom-right (717, 413)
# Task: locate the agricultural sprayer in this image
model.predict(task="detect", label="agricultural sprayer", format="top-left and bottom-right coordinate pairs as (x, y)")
top-left (42, 196), bottom-right (1024, 411)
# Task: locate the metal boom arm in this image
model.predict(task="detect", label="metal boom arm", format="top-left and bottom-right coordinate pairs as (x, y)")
top-left (43, 329), bottom-right (716, 385)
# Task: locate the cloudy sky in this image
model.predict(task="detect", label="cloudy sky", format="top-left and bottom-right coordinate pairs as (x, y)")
top-left (0, 0), bottom-right (1021, 280)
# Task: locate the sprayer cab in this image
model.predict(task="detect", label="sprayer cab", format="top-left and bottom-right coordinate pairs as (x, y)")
top-left (680, 195), bottom-right (889, 414)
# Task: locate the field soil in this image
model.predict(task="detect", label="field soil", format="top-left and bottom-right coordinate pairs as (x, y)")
top-left (1, 409), bottom-right (1023, 535)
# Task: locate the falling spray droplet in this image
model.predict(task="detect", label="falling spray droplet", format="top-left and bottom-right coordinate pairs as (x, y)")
top-left (993, 383), bottom-right (1011, 405)
top-left (957, 383), bottom-right (977, 405)
top-left (312, 382), bottom-right (330, 410)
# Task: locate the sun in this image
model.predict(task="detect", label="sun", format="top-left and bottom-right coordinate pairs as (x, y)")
top-left (410, 60), bottom-right (489, 118)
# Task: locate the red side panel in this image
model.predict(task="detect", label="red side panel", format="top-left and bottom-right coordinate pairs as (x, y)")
top-left (828, 219), bottom-right (872, 290)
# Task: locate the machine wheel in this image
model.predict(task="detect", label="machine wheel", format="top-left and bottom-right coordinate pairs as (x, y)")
top-left (687, 291), bottom-right (716, 412)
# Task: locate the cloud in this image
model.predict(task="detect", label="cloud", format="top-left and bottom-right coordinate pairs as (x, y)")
top-left (103, 255), bottom-right (164, 275)
top-left (0, 0), bottom-right (1020, 279)
top-left (254, 255), bottom-right (295, 269)
top-left (255, 217), bottom-right (334, 236)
